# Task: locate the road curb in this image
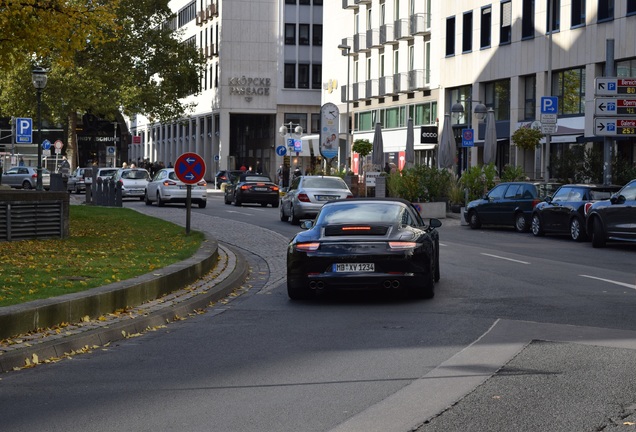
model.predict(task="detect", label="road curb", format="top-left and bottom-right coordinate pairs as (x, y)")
top-left (0, 243), bottom-right (249, 373)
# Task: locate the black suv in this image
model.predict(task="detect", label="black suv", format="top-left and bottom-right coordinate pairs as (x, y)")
top-left (531, 184), bottom-right (621, 241)
top-left (465, 182), bottom-right (542, 232)
top-left (585, 179), bottom-right (636, 248)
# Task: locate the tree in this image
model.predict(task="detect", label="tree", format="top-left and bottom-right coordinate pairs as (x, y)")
top-left (0, 0), bottom-right (119, 72)
top-left (0, 0), bottom-right (205, 168)
top-left (511, 126), bottom-right (543, 151)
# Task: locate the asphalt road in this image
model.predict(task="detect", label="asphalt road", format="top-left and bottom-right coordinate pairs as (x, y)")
top-left (1, 193), bottom-right (635, 432)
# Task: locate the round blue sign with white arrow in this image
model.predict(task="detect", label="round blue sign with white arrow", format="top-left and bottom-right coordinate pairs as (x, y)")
top-left (276, 145), bottom-right (287, 156)
top-left (42, 139), bottom-right (51, 150)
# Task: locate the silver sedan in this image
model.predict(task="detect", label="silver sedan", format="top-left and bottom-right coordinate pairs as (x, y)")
top-left (145, 168), bottom-right (207, 208)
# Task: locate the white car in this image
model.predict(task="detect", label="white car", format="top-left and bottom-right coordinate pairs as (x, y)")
top-left (145, 168), bottom-right (207, 208)
top-left (112, 168), bottom-right (150, 200)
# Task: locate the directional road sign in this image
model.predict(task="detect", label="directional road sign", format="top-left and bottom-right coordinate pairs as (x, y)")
top-left (462, 128), bottom-right (474, 147)
top-left (42, 139), bottom-right (51, 150)
top-left (16, 117), bottom-right (32, 143)
top-left (175, 152), bottom-right (206, 184)
top-left (595, 77), bottom-right (636, 96)
top-left (594, 117), bottom-right (636, 136)
top-left (595, 97), bottom-right (636, 116)
top-left (541, 96), bottom-right (558, 114)
top-left (276, 145), bottom-right (287, 156)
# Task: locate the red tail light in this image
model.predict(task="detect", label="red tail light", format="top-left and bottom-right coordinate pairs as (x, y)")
top-left (298, 193), bottom-right (310, 202)
top-left (272, 186), bottom-right (279, 192)
top-left (31, 174), bottom-right (37, 179)
top-left (295, 242), bottom-right (320, 251)
top-left (584, 202), bottom-right (593, 215)
top-left (532, 199), bottom-right (540, 207)
top-left (163, 180), bottom-right (177, 186)
top-left (241, 185), bottom-right (249, 190)
top-left (197, 180), bottom-right (207, 187)
top-left (346, 194), bottom-right (354, 199)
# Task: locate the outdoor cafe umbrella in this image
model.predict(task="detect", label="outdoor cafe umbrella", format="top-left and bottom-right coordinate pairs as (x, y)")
top-left (483, 108), bottom-right (497, 164)
top-left (437, 113), bottom-right (455, 169)
top-left (405, 117), bottom-right (415, 169)
top-left (372, 122), bottom-right (384, 167)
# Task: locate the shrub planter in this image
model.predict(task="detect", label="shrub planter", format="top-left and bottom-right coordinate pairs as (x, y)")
top-left (411, 201), bottom-right (446, 219)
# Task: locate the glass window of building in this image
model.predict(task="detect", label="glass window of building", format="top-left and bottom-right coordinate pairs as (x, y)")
top-left (485, 80), bottom-right (511, 120)
top-left (617, 59), bottom-right (636, 76)
top-left (598, 0), bottom-right (614, 21)
top-left (312, 65), bottom-right (321, 90)
top-left (481, 6), bottom-right (491, 48)
top-left (462, 11), bottom-right (473, 53)
top-left (446, 16), bottom-right (456, 56)
top-left (571, 0), bottom-right (586, 27)
top-left (552, 68), bottom-right (586, 115)
top-left (628, 0), bottom-right (636, 15)
top-left (313, 24), bottom-right (322, 46)
top-left (285, 24), bottom-right (296, 45)
top-left (547, 0), bottom-right (560, 32)
top-left (522, 0), bottom-right (534, 39)
top-left (284, 64), bottom-right (296, 88)
top-left (500, 1), bottom-right (512, 44)
top-left (523, 74), bottom-right (536, 120)
top-left (299, 24), bottom-right (310, 45)
top-left (298, 64), bottom-right (310, 89)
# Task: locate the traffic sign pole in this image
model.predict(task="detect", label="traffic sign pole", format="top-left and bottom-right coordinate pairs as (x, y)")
top-left (174, 152), bottom-right (206, 235)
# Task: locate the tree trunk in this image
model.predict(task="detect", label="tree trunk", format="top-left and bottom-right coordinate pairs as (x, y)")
top-left (66, 112), bottom-right (78, 170)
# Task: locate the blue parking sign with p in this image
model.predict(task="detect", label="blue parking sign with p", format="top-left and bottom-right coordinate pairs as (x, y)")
top-left (541, 96), bottom-right (558, 114)
top-left (16, 117), bottom-right (32, 143)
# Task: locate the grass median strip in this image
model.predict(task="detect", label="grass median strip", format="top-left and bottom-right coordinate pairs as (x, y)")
top-left (0, 206), bottom-right (204, 307)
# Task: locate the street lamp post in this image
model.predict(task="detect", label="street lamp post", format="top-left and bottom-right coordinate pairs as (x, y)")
top-left (278, 122), bottom-right (303, 188)
top-left (32, 67), bottom-right (48, 191)
top-left (338, 44), bottom-right (352, 170)
top-left (451, 96), bottom-right (487, 174)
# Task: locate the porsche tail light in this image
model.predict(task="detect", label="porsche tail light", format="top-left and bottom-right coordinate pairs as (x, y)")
top-left (388, 241), bottom-right (417, 250)
top-left (298, 193), bottom-right (310, 202)
top-left (295, 242), bottom-right (320, 252)
top-left (341, 226), bottom-right (371, 231)
top-left (584, 202), bottom-right (593, 215)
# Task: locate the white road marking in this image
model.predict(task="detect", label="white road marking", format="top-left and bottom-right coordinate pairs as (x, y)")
top-left (580, 274), bottom-right (636, 290)
top-left (480, 253), bottom-right (530, 265)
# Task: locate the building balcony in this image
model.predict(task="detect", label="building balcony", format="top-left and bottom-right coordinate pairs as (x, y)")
top-left (341, 37), bottom-right (354, 55)
top-left (393, 72), bottom-right (409, 93)
top-left (352, 81), bottom-right (367, 100)
top-left (410, 13), bottom-right (430, 36)
top-left (355, 0), bottom-right (371, 5)
top-left (380, 24), bottom-right (397, 45)
top-left (342, 0), bottom-right (357, 9)
top-left (394, 19), bottom-right (413, 40)
top-left (408, 69), bottom-right (429, 91)
top-left (353, 32), bottom-right (368, 53)
top-left (379, 75), bottom-right (395, 96)
top-left (367, 79), bottom-right (379, 98)
top-left (366, 28), bottom-right (381, 49)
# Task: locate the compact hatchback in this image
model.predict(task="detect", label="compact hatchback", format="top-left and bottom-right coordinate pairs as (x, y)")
top-left (145, 168), bottom-right (207, 208)
top-left (531, 184), bottom-right (620, 241)
top-left (465, 182), bottom-right (541, 232)
top-left (112, 168), bottom-right (151, 200)
top-left (2, 166), bottom-right (51, 190)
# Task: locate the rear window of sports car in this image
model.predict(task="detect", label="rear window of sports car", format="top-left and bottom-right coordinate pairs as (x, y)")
top-left (320, 203), bottom-right (403, 224)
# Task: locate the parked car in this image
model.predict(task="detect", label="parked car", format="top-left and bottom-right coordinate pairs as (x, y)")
top-left (145, 168), bottom-right (207, 208)
top-left (1, 166), bottom-right (50, 190)
top-left (280, 175), bottom-right (353, 224)
top-left (223, 173), bottom-right (279, 207)
top-left (286, 198), bottom-right (442, 300)
top-left (464, 181), bottom-right (542, 232)
top-left (93, 167), bottom-right (118, 185)
top-left (112, 168), bottom-right (151, 200)
top-left (531, 184), bottom-right (621, 241)
top-left (214, 170), bottom-right (243, 190)
top-left (66, 167), bottom-right (93, 193)
top-left (585, 179), bottom-right (636, 248)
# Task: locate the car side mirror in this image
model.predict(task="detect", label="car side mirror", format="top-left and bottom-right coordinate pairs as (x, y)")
top-left (611, 194), bottom-right (625, 205)
top-left (545, 196), bottom-right (552, 203)
top-left (428, 218), bottom-right (442, 229)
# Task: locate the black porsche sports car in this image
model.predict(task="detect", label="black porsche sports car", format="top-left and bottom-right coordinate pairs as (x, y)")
top-left (286, 197), bottom-right (442, 300)
top-left (224, 174), bottom-right (280, 207)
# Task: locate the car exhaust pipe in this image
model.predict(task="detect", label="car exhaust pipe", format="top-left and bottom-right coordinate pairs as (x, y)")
top-left (316, 281), bottom-right (325, 290)
top-left (309, 281), bottom-right (317, 290)
top-left (391, 280), bottom-right (400, 289)
top-left (383, 280), bottom-right (392, 289)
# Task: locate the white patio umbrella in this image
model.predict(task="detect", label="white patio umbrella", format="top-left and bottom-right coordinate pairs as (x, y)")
top-left (372, 122), bottom-right (384, 168)
top-left (483, 108), bottom-right (497, 164)
top-left (437, 114), bottom-right (455, 169)
top-left (405, 118), bottom-right (415, 169)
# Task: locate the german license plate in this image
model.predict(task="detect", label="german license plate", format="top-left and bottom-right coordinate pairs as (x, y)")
top-left (254, 187), bottom-right (268, 191)
top-left (333, 263), bottom-right (374, 272)
top-left (317, 195), bottom-right (338, 201)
